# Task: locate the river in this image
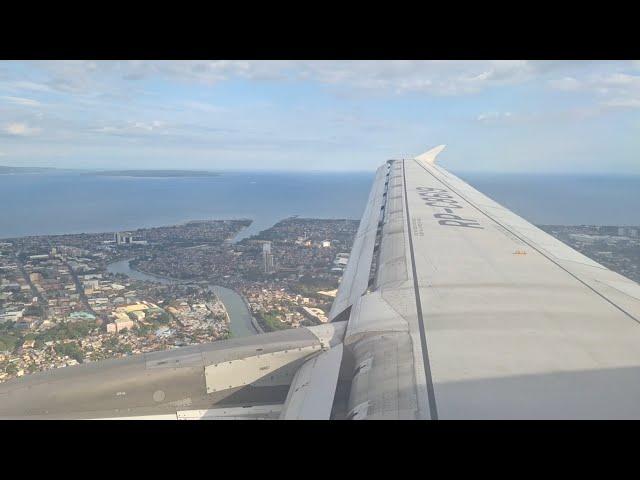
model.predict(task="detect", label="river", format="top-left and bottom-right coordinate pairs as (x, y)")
top-left (106, 258), bottom-right (260, 337)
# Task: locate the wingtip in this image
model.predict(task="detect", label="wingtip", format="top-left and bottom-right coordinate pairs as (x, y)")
top-left (415, 145), bottom-right (446, 164)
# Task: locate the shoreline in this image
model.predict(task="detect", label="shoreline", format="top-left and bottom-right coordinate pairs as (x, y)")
top-left (0, 218), bottom-right (255, 243)
top-left (236, 291), bottom-right (265, 334)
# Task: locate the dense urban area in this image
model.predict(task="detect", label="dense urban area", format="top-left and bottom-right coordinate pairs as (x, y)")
top-left (538, 225), bottom-right (640, 283)
top-left (1, 219), bottom-right (638, 383)
top-left (0, 218), bottom-right (359, 382)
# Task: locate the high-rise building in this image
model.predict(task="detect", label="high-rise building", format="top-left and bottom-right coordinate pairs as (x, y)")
top-left (263, 242), bottom-right (275, 274)
top-left (115, 232), bottom-right (133, 245)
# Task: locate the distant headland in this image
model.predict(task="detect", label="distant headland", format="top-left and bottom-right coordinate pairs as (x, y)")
top-left (0, 166), bottom-right (59, 174)
top-left (87, 170), bottom-right (221, 178)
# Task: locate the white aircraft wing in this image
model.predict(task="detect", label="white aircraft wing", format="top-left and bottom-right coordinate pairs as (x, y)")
top-left (336, 147), bottom-right (640, 419)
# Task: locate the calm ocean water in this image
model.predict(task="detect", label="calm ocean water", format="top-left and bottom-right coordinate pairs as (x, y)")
top-left (1, 170), bottom-right (639, 239)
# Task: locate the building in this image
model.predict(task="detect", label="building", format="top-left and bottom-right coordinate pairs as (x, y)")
top-left (115, 232), bottom-right (133, 245)
top-left (155, 326), bottom-right (173, 338)
top-left (317, 289), bottom-right (338, 298)
top-left (106, 316), bottom-right (134, 333)
top-left (302, 306), bottom-right (328, 323)
top-left (116, 303), bottom-right (149, 313)
top-left (29, 272), bottom-right (43, 283)
top-left (83, 279), bottom-right (99, 290)
top-left (68, 311), bottom-right (96, 322)
top-left (263, 242), bottom-right (275, 274)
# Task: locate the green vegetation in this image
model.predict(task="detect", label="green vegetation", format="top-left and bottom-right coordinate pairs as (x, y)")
top-left (104, 336), bottom-right (119, 351)
top-left (293, 274), bottom-right (339, 299)
top-left (23, 304), bottom-right (44, 317)
top-left (0, 334), bottom-right (19, 352)
top-left (103, 335), bottom-right (132, 355)
top-left (0, 321), bottom-right (15, 333)
top-left (156, 311), bottom-right (171, 324)
top-left (136, 323), bottom-right (155, 335)
top-left (257, 311), bottom-right (289, 332)
top-left (54, 342), bottom-right (84, 363)
top-left (1, 321), bottom-right (31, 352)
top-left (0, 319), bottom-right (101, 353)
top-left (35, 320), bottom-right (98, 343)
top-left (5, 362), bottom-right (18, 375)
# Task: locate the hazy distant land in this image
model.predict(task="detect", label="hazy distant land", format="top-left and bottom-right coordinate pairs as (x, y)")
top-left (0, 166), bottom-right (59, 174)
top-left (0, 166), bottom-right (220, 178)
top-left (88, 170), bottom-right (220, 178)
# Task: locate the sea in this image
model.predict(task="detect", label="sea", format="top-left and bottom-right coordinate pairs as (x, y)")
top-left (1, 170), bottom-right (639, 240)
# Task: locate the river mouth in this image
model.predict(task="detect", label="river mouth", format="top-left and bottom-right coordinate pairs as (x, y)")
top-left (106, 258), bottom-right (259, 337)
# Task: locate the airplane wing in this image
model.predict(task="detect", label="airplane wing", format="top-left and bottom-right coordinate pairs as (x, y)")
top-left (2, 146), bottom-right (640, 419)
top-left (336, 146), bottom-right (640, 419)
top-left (0, 322), bottom-right (347, 419)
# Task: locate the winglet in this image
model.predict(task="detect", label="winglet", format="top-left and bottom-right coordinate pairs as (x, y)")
top-left (415, 145), bottom-right (446, 165)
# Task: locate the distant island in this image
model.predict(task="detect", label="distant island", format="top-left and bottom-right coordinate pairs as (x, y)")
top-left (0, 165), bottom-right (58, 174)
top-left (87, 170), bottom-right (221, 178)
top-left (0, 166), bottom-right (221, 177)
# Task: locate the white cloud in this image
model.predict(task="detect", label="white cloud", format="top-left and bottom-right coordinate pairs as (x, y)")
top-left (183, 101), bottom-right (225, 113)
top-left (296, 60), bottom-right (536, 95)
top-left (602, 98), bottom-right (640, 109)
top-left (548, 76), bottom-right (581, 91)
top-left (477, 111), bottom-right (513, 122)
top-left (91, 120), bottom-right (167, 136)
top-left (4, 60), bottom-right (636, 102)
top-left (601, 73), bottom-right (638, 86)
top-left (3, 122), bottom-right (41, 136)
top-left (5, 60), bottom-right (542, 98)
top-left (1, 96), bottom-right (41, 107)
top-left (548, 70), bottom-right (640, 111)
top-left (0, 80), bottom-right (52, 93)
top-left (0, 60), bottom-right (638, 173)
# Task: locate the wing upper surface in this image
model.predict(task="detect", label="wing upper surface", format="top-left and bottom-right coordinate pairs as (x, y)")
top-left (336, 152), bottom-right (640, 420)
top-left (398, 156), bottom-right (640, 418)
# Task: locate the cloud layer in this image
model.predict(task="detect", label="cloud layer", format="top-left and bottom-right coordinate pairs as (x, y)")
top-left (0, 60), bottom-right (638, 173)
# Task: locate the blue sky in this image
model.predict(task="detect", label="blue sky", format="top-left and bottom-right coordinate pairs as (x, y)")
top-left (0, 60), bottom-right (638, 173)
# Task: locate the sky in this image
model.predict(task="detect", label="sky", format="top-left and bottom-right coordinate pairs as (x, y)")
top-left (0, 60), bottom-right (639, 174)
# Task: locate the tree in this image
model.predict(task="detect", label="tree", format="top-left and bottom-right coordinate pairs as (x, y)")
top-left (55, 342), bottom-right (83, 363)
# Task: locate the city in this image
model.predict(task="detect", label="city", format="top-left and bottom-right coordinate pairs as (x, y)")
top-left (0, 217), bottom-right (359, 382)
top-left (1, 216), bottom-right (638, 383)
